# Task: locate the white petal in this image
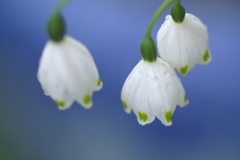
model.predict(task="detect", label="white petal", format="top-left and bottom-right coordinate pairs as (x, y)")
top-left (37, 41), bottom-right (74, 110)
top-left (58, 36), bottom-right (101, 95)
top-left (121, 61), bottom-right (156, 125)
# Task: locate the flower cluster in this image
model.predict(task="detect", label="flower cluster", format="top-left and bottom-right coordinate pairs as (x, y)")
top-left (38, 0), bottom-right (211, 127)
top-left (121, 1), bottom-right (211, 126)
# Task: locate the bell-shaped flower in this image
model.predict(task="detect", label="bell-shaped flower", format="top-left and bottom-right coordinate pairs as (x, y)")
top-left (37, 35), bottom-right (102, 110)
top-left (156, 13), bottom-right (212, 76)
top-left (121, 58), bottom-right (189, 126)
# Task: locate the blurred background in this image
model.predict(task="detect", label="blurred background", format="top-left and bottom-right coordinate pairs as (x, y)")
top-left (0, 0), bottom-right (239, 159)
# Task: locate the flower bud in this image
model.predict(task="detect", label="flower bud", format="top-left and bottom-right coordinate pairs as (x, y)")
top-left (47, 12), bottom-right (65, 42)
top-left (171, 2), bottom-right (185, 23)
top-left (140, 37), bottom-right (157, 62)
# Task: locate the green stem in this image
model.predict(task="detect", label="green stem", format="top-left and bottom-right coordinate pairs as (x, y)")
top-left (145, 0), bottom-right (175, 38)
top-left (55, 0), bottom-right (74, 12)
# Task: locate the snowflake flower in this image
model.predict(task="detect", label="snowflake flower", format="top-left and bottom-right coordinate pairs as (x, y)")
top-left (37, 35), bottom-right (102, 110)
top-left (121, 58), bottom-right (188, 126)
top-left (157, 13), bottom-right (211, 76)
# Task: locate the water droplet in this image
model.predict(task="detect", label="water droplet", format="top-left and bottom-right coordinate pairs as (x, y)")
top-left (137, 69), bottom-right (143, 77)
top-left (164, 71), bottom-right (169, 78)
top-left (160, 107), bottom-right (164, 112)
top-left (166, 15), bottom-right (170, 20)
top-left (167, 84), bottom-right (172, 90)
top-left (148, 77), bottom-right (158, 87)
top-left (179, 92), bottom-right (184, 98)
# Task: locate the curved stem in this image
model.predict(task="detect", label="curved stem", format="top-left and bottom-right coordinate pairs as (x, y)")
top-left (55, 0), bottom-right (74, 12)
top-left (145, 0), bottom-right (175, 38)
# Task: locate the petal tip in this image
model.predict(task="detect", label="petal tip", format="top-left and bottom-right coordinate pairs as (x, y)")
top-left (180, 65), bottom-right (188, 76)
top-left (138, 112), bottom-right (148, 124)
top-left (54, 99), bottom-right (68, 110)
top-left (164, 110), bottom-right (173, 125)
top-left (203, 50), bottom-right (211, 62)
top-left (94, 78), bottom-right (103, 91)
top-left (184, 94), bottom-right (188, 103)
top-left (121, 100), bottom-right (131, 114)
top-left (82, 94), bottom-right (93, 109)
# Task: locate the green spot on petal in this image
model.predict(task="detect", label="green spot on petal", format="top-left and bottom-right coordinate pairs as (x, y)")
top-left (122, 101), bottom-right (128, 110)
top-left (165, 111), bottom-right (172, 123)
top-left (97, 78), bottom-right (102, 86)
top-left (184, 94), bottom-right (188, 103)
top-left (138, 112), bottom-right (148, 122)
top-left (83, 94), bottom-right (92, 105)
top-left (180, 65), bottom-right (188, 76)
top-left (203, 50), bottom-right (210, 62)
top-left (54, 99), bottom-right (65, 108)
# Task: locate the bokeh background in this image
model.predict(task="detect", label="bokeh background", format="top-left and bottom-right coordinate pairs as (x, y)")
top-left (1, 0), bottom-right (240, 159)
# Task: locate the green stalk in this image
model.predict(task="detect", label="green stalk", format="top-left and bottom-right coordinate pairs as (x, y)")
top-left (145, 0), bottom-right (175, 38)
top-left (141, 0), bottom-right (176, 62)
top-left (55, 0), bottom-right (74, 12)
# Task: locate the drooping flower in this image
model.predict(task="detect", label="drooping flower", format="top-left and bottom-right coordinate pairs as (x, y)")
top-left (38, 4), bottom-right (102, 110)
top-left (157, 13), bottom-right (212, 76)
top-left (38, 35), bottom-right (102, 110)
top-left (121, 58), bottom-right (189, 126)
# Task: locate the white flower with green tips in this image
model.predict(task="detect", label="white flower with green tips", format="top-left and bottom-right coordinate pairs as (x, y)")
top-left (121, 58), bottom-right (189, 126)
top-left (38, 2), bottom-right (102, 110)
top-left (157, 13), bottom-right (211, 76)
top-left (37, 35), bottom-right (102, 110)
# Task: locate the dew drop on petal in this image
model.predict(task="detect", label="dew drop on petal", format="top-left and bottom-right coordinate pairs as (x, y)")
top-left (148, 77), bottom-right (159, 87)
top-left (166, 15), bottom-right (170, 20)
top-left (167, 84), bottom-right (172, 90)
top-left (179, 92), bottom-right (184, 99)
top-left (160, 107), bottom-right (164, 112)
top-left (164, 71), bottom-right (169, 78)
top-left (152, 80), bottom-right (159, 87)
top-left (137, 69), bottom-right (143, 77)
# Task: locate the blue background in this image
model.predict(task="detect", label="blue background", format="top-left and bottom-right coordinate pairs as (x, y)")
top-left (1, 0), bottom-right (240, 159)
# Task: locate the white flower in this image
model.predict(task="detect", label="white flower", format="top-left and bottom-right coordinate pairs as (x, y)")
top-left (121, 58), bottom-right (189, 126)
top-left (157, 13), bottom-right (211, 76)
top-left (37, 35), bottom-right (102, 110)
